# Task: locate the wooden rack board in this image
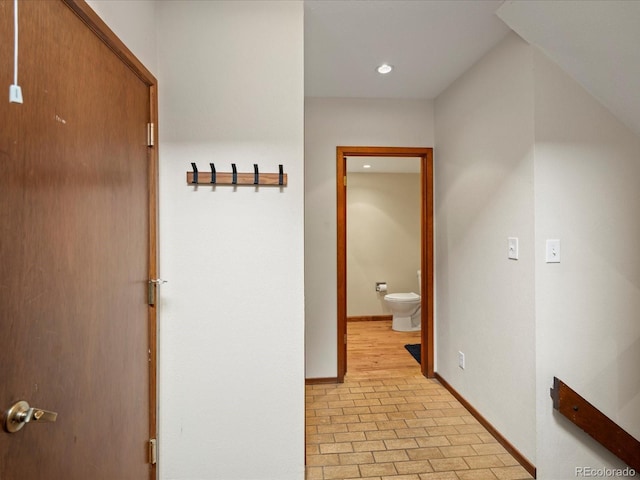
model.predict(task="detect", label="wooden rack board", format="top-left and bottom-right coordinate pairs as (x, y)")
top-left (186, 163), bottom-right (287, 187)
top-left (550, 376), bottom-right (640, 470)
top-left (186, 171), bottom-right (287, 186)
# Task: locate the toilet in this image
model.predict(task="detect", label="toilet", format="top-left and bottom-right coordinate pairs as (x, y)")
top-left (384, 270), bottom-right (421, 332)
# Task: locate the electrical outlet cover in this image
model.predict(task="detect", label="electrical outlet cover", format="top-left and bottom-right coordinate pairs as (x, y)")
top-left (458, 351), bottom-right (465, 369)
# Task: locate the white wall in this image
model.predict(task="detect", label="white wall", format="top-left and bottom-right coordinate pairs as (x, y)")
top-left (347, 173), bottom-right (421, 316)
top-left (533, 50), bottom-right (640, 479)
top-left (305, 98), bottom-right (434, 379)
top-left (86, 0), bottom-right (158, 75)
top-left (156, 2), bottom-right (304, 480)
top-left (434, 33), bottom-right (537, 464)
top-left (435, 30), bottom-right (640, 476)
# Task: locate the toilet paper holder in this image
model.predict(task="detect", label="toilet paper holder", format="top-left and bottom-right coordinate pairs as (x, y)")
top-left (376, 282), bottom-right (387, 293)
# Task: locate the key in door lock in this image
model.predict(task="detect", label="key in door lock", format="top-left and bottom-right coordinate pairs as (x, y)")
top-left (3, 400), bottom-right (58, 433)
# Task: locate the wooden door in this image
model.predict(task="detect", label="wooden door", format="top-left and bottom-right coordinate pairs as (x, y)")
top-left (0, 1), bottom-right (158, 479)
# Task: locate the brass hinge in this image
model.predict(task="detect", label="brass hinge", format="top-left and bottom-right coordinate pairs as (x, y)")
top-left (344, 175), bottom-right (347, 187)
top-left (148, 281), bottom-right (155, 306)
top-left (147, 123), bottom-right (155, 147)
top-left (148, 279), bottom-right (167, 306)
top-left (148, 438), bottom-right (157, 465)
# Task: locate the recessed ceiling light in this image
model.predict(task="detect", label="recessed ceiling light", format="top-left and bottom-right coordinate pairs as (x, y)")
top-left (363, 164), bottom-right (372, 169)
top-left (377, 63), bottom-right (393, 74)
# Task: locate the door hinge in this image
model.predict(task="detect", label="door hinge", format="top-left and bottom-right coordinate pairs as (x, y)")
top-left (148, 438), bottom-right (157, 465)
top-left (344, 175), bottom-right (347, 187)
top-left (147, 123), bottom-right (155, 147)
top-left (344, 333), bottom-right (347, 343)
top-left (148, 281), bottom-right (155, 306)
top-left (148, 279), bottom-right (167, 306)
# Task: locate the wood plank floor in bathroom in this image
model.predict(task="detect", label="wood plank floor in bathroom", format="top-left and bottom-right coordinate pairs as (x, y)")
top-left (347, 320), bottom-right (422, 380)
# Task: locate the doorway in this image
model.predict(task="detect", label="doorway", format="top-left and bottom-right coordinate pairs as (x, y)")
top-left (337, 146), bottom-right (433, 382)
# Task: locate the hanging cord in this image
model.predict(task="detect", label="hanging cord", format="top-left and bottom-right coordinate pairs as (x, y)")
top-left (9, 0), bottom-right (23, 104)
top-left (13, 0), bottom-right (18, 85)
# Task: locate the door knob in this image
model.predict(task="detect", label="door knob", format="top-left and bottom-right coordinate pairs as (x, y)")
top-left (3, 400), bottom-right (58, 433)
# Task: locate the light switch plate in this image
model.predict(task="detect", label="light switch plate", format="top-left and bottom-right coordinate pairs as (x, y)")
top-left (546, 239), bottom-right (561, 263)
top-left (508, 237), bottom-right (518, 260)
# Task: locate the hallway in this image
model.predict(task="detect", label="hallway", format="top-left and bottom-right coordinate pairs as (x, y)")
top-left (305, 321), bottom-right (533, 480)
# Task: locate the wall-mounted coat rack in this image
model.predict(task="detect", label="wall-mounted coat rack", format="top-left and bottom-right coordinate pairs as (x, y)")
top-left (186, 163), bottom-right (287, 187)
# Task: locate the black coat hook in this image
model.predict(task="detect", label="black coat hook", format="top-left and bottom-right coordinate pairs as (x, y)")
top-left (231, 163), bottom-right (238, 185)
top-left (254, 164), bottom-right (259, 185)
top-left (209, 163), bottom-right (216, 184)
top-left (278, 164), bottom-right (284, 186)
top-left (191, 162), bottom-right (199, 184)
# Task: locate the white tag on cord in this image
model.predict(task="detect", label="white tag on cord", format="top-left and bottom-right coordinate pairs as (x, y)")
top-left (9, 84), bottom-right (23, 104)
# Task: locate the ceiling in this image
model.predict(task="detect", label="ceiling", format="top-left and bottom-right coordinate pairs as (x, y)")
top-left (497, 0), bottom-right (640, 136)
top-left (304, 0), bottom-right (510, 99)
top-left (304, 0), bottom-right (640, 137)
